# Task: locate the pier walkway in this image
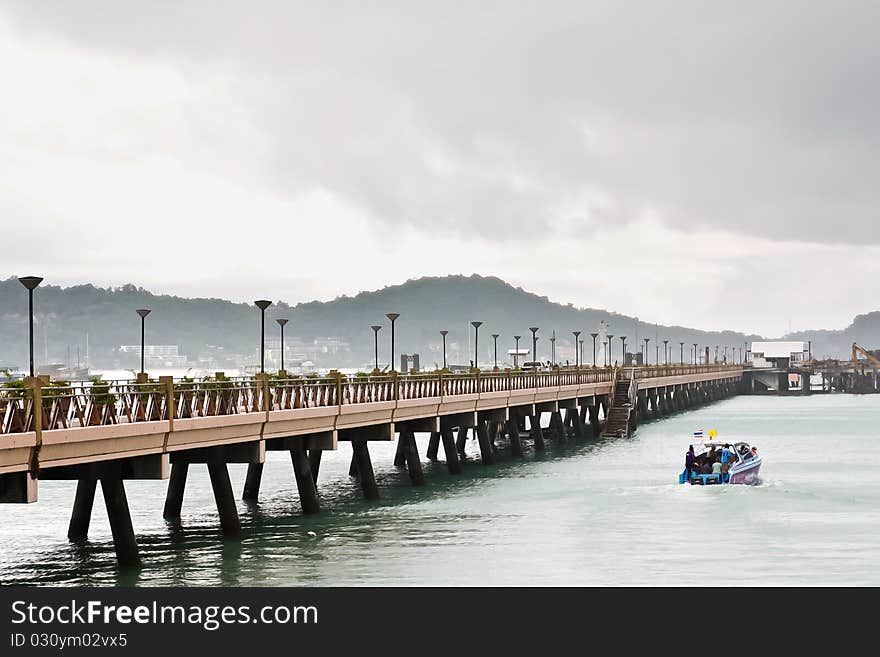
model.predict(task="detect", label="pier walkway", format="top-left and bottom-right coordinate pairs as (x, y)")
top-left (0, 365), bottom-right (742, 566)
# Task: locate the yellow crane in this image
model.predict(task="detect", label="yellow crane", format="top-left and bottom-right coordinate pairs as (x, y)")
top-left (851, 342), bottom-right (880, 372)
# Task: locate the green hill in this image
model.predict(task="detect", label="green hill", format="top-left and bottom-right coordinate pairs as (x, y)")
top-left (0, 274), bottom-right (867, 370)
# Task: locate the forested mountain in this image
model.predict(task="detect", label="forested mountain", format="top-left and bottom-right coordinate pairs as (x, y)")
top-left (0, 274), bottom-right (870, 370)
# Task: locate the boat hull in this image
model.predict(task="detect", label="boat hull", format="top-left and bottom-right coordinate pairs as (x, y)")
top-left (728, 458), bottom-right (761, 485)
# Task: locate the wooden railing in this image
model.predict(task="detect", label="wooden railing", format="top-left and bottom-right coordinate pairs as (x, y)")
top-left (1, 365), bottom-right (740, 435)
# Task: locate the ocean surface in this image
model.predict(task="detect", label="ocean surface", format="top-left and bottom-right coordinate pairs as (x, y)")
top-left (1, 394), bottom-right (878, 586)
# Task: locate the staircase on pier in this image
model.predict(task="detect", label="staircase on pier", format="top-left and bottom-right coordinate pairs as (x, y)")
top-left (600, 370), bottom-right (636, 438)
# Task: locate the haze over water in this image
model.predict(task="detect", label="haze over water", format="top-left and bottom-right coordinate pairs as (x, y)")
top-left (1, 394), bottom-right (878, 586)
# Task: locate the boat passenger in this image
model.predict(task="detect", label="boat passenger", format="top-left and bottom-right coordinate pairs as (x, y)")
top-left (711, 460), bottom-right (722, 476)
top-left (700, 460), bottom-right (712, 475)
top-left (684, 445), bottom-right (695, 477)
top-left (751, 446), bottom-right (758, 457)
top-left (720, 444), bottom-right (733, 475)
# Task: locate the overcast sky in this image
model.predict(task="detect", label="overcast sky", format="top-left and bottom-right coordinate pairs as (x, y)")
top-left (1, 1), bottom-right (878, 337)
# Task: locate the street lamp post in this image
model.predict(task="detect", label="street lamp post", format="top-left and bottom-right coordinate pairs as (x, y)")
top-left (254, 300), bottom-right (272, 374)
top-left (471, 321), bottom-right (482, 369)
top-left (550, 331), bottom-right (556, 366)
top-left (620, 336), bottom-right (627, 365)
top-left (514, 335), bottom-right (521, 369)
top-left (371, 325), bottom-right (382, 371)
top-left (693, 343), bottom-right (698, 365)
top-left (136, 308), bottom-right (151, 375)
top-left (590, 333), bottom-right (598, 367)
top-left (602, 340), bottom-right (608, 366)
top-left (386, 313), bottom-right (400, 372)
top-left (644, 338), bottom-right (650, 365)
top-left (715, 345), bottom-right (719, 364)
top-left (607, 334), bottom-right (614, 365)
top-left (663, 340), bottom-right (669, 365)
top-left (18, 276), bottom-right (42, 378)
top-left (276, 319), bottom-right (288, 371)
top-left (680, 342), bottom-right (684, 364)
top-left (530, 327), bottom-right (539, 366)
top-left (492, 334), bottom-right (499, 370)
top-left (572, 331), bottom-right (581, 367)
top-left (440, 330), bottom-right (448, 369)
top-left (579, 339), bottom-right (584, 368)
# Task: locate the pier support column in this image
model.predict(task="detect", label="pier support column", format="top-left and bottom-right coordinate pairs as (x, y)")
top-left (208, 462), bottom-right (241, 537)
top-left (550, 410), bottom-right (566, 442)
top-left (427, 431), bottom-right (441, 461)
top-left (400, 429), bottom-right (425, 485)
top-left (393, 437), bottom-right (407, 467)
top-left (571, 408), bottom-right (586, 439)
top-left (352, 440), bottom-right (380, 498)
top-left (290, 441), bottom-right (320, 514)
top-left (475, 422), bottom-right (496, 465)
top-left (68, 478), bottom-right (97, 540)
top-left (440, 428), bottom-right (463, 474)
top-left (529, 414), bottom-right (544, 451)
top-left (309, 449), bottom-right (322, 484)
top-left (588, 404), bottom-right (601, 437)
top-left (506, 416), bottom-right (524, 457)
top-left (100, 477), bottom-right (141, 568)
top-left (456, 426), bottom-right (469, 459)
top-left (349, 452), bottom-right (359, 477)
top-left (163, 462), bottom-right (189, 520)
top-left (242, 463), bottom-right (263, 502)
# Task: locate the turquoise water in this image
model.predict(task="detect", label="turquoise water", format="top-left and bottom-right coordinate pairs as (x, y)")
top-left (1, 394), bottom-right (878, 586)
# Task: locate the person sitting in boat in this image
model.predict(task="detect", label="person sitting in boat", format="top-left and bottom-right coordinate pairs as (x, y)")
top-left (750, 446), bottom-right (758, 458)
top-left (711, 459), bottom-right (723, 476)
top-left (700, 460), bottom-right (713, 475)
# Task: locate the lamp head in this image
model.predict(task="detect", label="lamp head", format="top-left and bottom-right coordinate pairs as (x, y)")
top-left (590, 333), bottom-right (598, 339)
top-left (371, 325), bottom-right (382, 333)
top-left (529, 327), bottom-right (539, 335)
top-left (471, 321), bottom-right (483, 329)
top-left (386, 313), bottom-right (400, 322)
top-left (18, 276), bottom-right (43, 291)
top-left (276, 318), bottom-right (288, 327)
top-left (136, 308), bottom-right (151, 318)
top-left (254, 300), bottom-right (272, 311)
top-left (491, 333), bottom-right (499, 339)
top-left (440, 330), bottom-right (448, 336)
top-left (573, 331), bottom-right (581, 338)
top-left (514, 335), bottom-right (521, 340)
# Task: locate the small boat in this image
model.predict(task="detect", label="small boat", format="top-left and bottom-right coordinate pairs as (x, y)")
top-left (678, 441), bottom-right (762, 485)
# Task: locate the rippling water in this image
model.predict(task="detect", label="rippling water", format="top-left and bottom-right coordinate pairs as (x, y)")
top-left (2, 394), bottom-right (878, 586)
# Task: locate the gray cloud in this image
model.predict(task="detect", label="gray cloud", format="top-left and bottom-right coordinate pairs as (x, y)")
top-left (4, 1), bottom-right (879, 244)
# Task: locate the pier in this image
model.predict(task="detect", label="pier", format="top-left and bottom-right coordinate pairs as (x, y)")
top-left (1, 365), bottom-right (742, 567)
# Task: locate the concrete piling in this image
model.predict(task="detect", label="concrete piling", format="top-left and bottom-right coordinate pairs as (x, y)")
top-left (427, 431), bottom-right (441, 461)
top-left (400, 429), bottom-right (425, 485)
top-left (309, 449), bottom-right (322, 484)
top-left (529, 414), bottom-right (544, 451)
top-left (290, 440), bottom-right (320, 514)
top-left (352, 440), bottom-right (380, 499)
top-left (100, 477), bottom-right (141, 568)
top-left (163, 462), bottom-right (188, 520)
top-left (475, 422), bottom-right (496, 465)
top-left (506, 417), bottom-right (523, 457)
top-left (68, 478), bottom-right (97, 540)
top-left (242, 463), bottom-right (263, 502)
top-left (207, 462), bottom-right (241, 537)
top-left (440, 428), bottom-right (463, 474)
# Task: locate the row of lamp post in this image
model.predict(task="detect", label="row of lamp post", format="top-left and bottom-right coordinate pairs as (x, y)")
top-left (14, 277), bottom-right (753, 381)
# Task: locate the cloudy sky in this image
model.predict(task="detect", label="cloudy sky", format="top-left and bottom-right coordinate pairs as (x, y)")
top-left (1, 1), bottom-right (877, 337)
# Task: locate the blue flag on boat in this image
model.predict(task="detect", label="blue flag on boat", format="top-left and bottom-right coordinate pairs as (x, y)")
top-left (693, 429), bottom-right (704, 439)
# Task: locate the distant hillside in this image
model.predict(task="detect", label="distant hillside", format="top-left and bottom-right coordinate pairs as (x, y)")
top-left (0, 274), bottom-right (869, 370)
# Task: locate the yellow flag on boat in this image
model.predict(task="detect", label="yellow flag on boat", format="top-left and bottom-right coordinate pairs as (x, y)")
top-left (708, 429), bottom-right (718, 438)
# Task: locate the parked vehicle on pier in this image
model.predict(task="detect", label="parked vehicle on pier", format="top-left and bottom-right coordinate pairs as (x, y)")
top-left (679, 440), bottom-right (762, 485)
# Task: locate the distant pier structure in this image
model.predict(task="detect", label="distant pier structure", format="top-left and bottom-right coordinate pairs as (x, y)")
top-left (741, 340), bottom-right (880, 394)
